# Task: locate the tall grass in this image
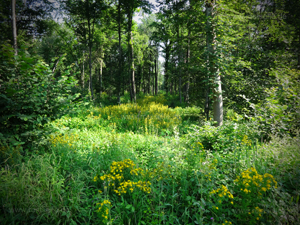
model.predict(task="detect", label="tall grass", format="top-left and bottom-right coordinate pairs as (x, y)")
top-left (0, 98), bottom-right (299, 224)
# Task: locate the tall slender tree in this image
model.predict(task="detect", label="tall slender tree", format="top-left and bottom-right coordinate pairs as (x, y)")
top-left (64, 0), bottom-right (108, 100)
top-left (123, 0), bottom-right (152, 102)
top-left (206, 0), bottom-right (223, 126)
top-left (11, 0), bottom-right (17, 55)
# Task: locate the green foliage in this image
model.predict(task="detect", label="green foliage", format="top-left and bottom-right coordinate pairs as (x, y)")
top-left (2, 0), bottom-right (300, 223)
top-left (0, 43), bottom-right (80, 161)
top-left (225, 109), bottom-right (243, 122)
top-left (253, 68), bottom-right (300, 136)
top-left (0, 153), bottom-right (65, 224)
top-left (89, 101), bottom-right (181, 135)
top-left (136, 94), bottom-right (167, 106)
top-left (185, 121), bottom-right (260, 154)
top-left (1, 103), bottom-right (300, 224)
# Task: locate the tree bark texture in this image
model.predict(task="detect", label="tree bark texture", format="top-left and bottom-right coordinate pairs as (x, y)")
top-left (128, 15), bottom-right (136, 102)
top-left (11, 0), bottom-right (17, 55)
top-left (206, 0), bottom-right (223, 126)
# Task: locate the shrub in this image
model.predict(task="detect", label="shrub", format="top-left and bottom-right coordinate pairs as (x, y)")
top-left (184, 120), bottom-right (260, 153)
top-left (253, 68), bottom-right (300, 137)
top-left (0, 43), bottom-right (80, 158)
top-left (136, 94), bottom-right (167, 106)
top-left (90, 102), bottom-right (181, 135)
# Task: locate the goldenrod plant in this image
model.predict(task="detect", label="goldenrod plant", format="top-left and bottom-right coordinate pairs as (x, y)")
top-left (1, 98), bottom-right (299, 224)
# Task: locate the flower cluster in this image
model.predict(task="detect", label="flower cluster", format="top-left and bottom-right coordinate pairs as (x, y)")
top-left (241, 135), bottom-right (251, 146)
top-left (197, 142), bottom-right (204, 150)
top-left (90, 102), bottom-right (181, 134)
top-left (209, 158), bottom-right (218, 170)
top-left (114, 180), bottom-right (151, 195)
top-left (96, 199), bottom-right (111, 221)
top-left (49, 133), bottom-right (79, 149)
top-left (234, 167), bottom-right (278, 196)
top-left (209, 184), bottom-right (234, 221)
top-left (248, 206), bottom-right (264, 221)
top-left (222, 220), bottom-right (232, 225)
top-left (94, 159), bottom-right (151, 195)
top-left (191, 142), bottom-right (204, 155)
top-left (142, 162), bottom-right (173, 181)
top-left (87, 111), bottom-right (101, 120)
top-left (210, 185), bottom-right (234, 204)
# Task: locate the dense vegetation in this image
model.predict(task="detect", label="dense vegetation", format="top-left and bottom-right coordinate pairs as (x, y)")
top-left (0, 0), bottom-right (300, 224)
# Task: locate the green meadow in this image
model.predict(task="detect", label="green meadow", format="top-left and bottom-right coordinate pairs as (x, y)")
top-left (2, 0), bottom-right (300, 223)
top-left (1, 96), bottom-right (299, 225)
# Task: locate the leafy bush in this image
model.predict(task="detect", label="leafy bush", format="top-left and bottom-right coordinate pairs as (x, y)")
top-left (0, 43), bottom-right (80, 157)
top-left (253, 68), bottom-right (300, 137)
top-left (136, 94), bottom-right (167, 106)
top-left (2, 102), bottom-right (299, 224)
top-left (184, 120), bottom-right (260, 153)
top-left (225, 109), bottom-right (243, 122)
top-left (90, 102), bottom-right (181, 135)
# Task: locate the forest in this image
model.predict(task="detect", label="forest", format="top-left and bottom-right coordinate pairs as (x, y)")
top-left (0, 0), bottom-right (300, 224)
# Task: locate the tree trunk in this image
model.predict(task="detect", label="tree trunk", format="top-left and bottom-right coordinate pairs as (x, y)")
top-left (99, 60), bottom-right (102, 98)
top-left (205, 85), bottom-right (210, 120)
top-left (128, 15), bottom-right (136, 102)
top-left (178, 26), bottom-right (182, 104)
top-left (170, 58), bottom-right (173, 94)
top-left (298, 31), bottom-right (300, 68)
top-left (87, 1), bottom-right (94, 100)
top-left (82, 52), bottom-right (85, 89)
top-left (11, 0), bottom-right (17, 55)
top-left (142, 66), bottom-right (146, 94)
top-left (164, 41), bottom-right (170, 94)
top-left (155, 53), bottom-right (158, 95)
top-left (89, 44), bottom-right (94, 99)
top-left (185, 30), bottom-right (191, 104)
top-left (118, 1), bottom-right (122, 103)
top-left (148, 62), bottom-right (151, 94)
top-left (213, 70), bottom-right (223, 126)
top-left (152, 62), bottom-right (154, 95)
top-left (206, 0), bottom-right (223, 126)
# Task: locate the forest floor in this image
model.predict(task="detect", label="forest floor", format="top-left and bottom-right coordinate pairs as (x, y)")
top-left (1, 101), bottom-right (300, 225)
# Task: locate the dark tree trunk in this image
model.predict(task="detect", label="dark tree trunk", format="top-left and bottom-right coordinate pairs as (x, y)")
top-left (164, 41), bottom-right (171, 94)
top-left (155, 53), bottom-right (158, 95)
top-left (87, 1), bottom-right (94, 100)
top-left (11, 0), bottom-right (17, 55)
top-left (148, 61), bottom-right (151, 94)
top-left (117, 1), bottom-right (122, 103)
top-left (142, 66), bottom-right (146, 94)
top-left (185, 30), bottom-right (191, 104)
top-left (99, 61), bottom-right (102, 97)
top-left (128, 15), bottom-right (136, 102)
top-left (298, 31), bottom-right (300, 68)
top-left (178, 26), bottom-right (182, 104)
top-left (82, 52), bottom-right (85, 89)
top-left (88, 45), bottom-right (93, 99)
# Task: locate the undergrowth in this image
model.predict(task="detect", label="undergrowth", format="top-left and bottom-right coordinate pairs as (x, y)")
top-left (0, 96), bottom-right (299, 225)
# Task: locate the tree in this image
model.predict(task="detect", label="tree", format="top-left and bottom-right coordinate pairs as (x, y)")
top-left (64, 0), bottom-right (108, 100)
top-left (138, 14), bottom-right (159, 95)
top-left (11, 0), bottom-right (17, 55)
top-left (206, 0), bottom-right (223, 126)
top-left (284, 0), bottom-right (300, 69)
top-left (122, 0), bottom-right (152, 102)
top-left (1, 0), bottom-right (54, 45)
top-left (0, 43), bottom-right (79, 140)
